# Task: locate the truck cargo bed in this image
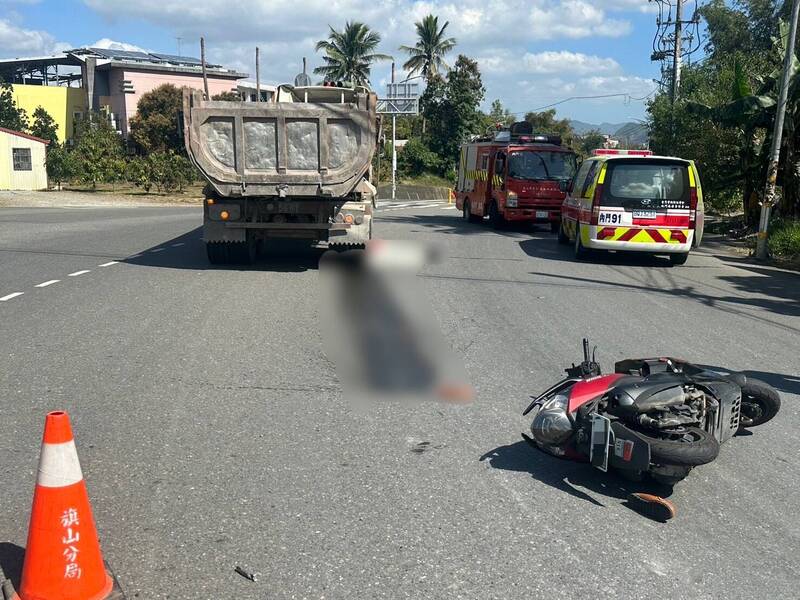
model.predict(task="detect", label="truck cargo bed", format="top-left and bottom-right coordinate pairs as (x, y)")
top-left (183, 88), bottom-right (378, 199)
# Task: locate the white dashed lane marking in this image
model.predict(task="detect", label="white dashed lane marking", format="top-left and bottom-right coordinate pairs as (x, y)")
top-left (3, 242), bottom-right (194, 306)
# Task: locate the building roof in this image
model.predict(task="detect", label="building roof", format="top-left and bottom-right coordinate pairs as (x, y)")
top-left (0, 47), bottom-right (247, 79)
top-left (0, 127), bottom-right (50, 145)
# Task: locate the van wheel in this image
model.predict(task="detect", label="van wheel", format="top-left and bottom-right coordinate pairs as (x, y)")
top-left (488, 202), bottom-right (505, 229)
top-left (557, 221), bottom-right (570, 245)
top-left (669, 252), bottom-right (689, 266)
top-left (574, 225), bottom-right (589, 259)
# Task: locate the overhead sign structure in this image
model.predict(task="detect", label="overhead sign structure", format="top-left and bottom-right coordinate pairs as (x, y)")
top-left (377, 82), bottom-right (420, 115)
top-left (378, 80), bottom-right (421, 200)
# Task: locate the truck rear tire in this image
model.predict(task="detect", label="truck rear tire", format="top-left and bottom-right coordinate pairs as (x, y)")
top-left (206, 238), bottom-right (256, 265)
top-left (206, 242), bottom-right (229, 265)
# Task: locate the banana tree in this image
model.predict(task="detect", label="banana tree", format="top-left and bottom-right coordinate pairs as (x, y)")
top-left (688, 20), bottom-right (800, 221)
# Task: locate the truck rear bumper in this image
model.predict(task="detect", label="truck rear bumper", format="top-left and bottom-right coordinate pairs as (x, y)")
top-left (504, 208), bottom-right (560, 222)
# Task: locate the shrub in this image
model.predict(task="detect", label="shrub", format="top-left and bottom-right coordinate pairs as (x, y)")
top-left (125, 151), bottom-right (196, 194)
top-left (397, 138), bottom-right (440, 177)
top-left (768, 219), bottom-right (800, 259)
top-left (125, 156), bottom-right (152, 192)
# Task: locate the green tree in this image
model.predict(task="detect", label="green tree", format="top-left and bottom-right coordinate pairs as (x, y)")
top-left (45, 144), bottom-right (74, 190)
top-left (400, 14), bottom-right (456, 81)
top-left (524, 109), bottom-right (577, 146)
top-left (128, 83), bottom-right (184, 153)
top-left (0, 80), bottom-right (29, 132)
top-left (575, 129), bottom-right (607, 159)
top-left (125, 155), bottom-right (152, 192)
top-left (422, 55), bottom-right (486, 172)
top-left (211, 91), bottom-right (242, 101)
top-left (648, 2), bottom-right (799, 218)
top-left (487, 99), bottom-right (515, 129)
top-left (314, 21), bottom-right (392, 86)
top-left (30, 106), bottom-right (59, 144)
top-left (71, 114), bottom-right (124, 188)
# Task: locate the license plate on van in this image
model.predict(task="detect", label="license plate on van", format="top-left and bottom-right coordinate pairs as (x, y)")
top-left (633, 210), bottom-right (657, 219)
top-left (536, 211), bottom-right (548, 219)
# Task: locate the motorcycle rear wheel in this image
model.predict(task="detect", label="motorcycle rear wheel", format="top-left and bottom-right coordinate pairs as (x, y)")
top-left (629, 425), bottom-right (720, 467)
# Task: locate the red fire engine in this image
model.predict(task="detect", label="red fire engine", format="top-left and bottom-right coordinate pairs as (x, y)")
top-left (456, 122), bottom-right (578, 230)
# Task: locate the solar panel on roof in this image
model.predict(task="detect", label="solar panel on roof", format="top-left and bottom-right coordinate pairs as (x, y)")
top-left (151, 53), bottom-right (202, 65)
top-left (88, 48), bottom-right (153, 61)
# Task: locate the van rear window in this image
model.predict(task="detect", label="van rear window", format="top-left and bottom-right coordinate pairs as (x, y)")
top-left (603, 161), bottom-right (689, 208)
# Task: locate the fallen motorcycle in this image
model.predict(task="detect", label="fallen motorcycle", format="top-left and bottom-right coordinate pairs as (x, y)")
top-left (523, 340), bottom-right (781, 485)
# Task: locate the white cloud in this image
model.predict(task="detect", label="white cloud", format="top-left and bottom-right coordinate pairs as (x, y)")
top-left (0, 18), bottom-right (69, 57)
top-left (523, 51), bottom-right (620, 75)
top-left (91, 38), bottom-right (148, 52)
top-left (74, 0), bottom-right (657, 121)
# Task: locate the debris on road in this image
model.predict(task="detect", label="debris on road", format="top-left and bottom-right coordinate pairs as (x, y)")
top-left (234, 566), bottom-right (257, 582)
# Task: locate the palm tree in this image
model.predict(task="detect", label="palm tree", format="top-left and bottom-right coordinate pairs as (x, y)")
top-left (400, 14), bottom-right (457, 81)
top-left (314, 21), bottom-right (392, 87)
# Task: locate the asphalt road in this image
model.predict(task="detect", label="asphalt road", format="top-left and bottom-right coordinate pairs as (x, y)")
top-left (0, 201), bottom-right (798, 599)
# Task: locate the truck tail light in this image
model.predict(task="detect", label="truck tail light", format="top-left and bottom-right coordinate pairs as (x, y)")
top-left (689, 187), bottom-right (698, 229)
top-left (590, 184), bottom-right (603, 225)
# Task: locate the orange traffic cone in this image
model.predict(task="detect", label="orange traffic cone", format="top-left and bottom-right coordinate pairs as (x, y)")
top-left (10, 411), bottom-right (121, 600)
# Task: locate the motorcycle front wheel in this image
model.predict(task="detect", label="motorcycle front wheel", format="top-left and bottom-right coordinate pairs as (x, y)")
top-left (739, 378), bottom-right (781, 428)
top-left (626, 425), bottom-right (720, 467)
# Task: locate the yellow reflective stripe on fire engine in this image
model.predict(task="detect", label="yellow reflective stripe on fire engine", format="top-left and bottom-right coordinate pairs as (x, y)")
top-left (598, 227), bottom-right (684, 244)
top-left (688, 166), bottom-right (696, 187)
top-left (493, 175), bottom-right (503, 187)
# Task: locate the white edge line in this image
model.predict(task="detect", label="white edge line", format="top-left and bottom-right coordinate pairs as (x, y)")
top-left (150, 248), bottom-right (164, 253)
top-left (98, 261), bottom-right (118, 267)
top-left (171, 242), bottom-right (185, 247)
top-left (35, 280), bottom-right (60, 288)
top-left (128, 254), bottom-right (143, 259)
top-left (0, 292), bottom-right (24, 301)
top-left (67, 270), bottom-right (90, 277)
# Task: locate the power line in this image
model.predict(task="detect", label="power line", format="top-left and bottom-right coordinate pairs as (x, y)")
top-left (506, 89), bottom-right (658, 116)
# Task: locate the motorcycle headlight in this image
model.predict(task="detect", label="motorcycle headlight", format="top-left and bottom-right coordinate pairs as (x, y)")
top-left (506, 192), bottom-right (518, 208)
top-left (530, 393), bottom-right (573, 446)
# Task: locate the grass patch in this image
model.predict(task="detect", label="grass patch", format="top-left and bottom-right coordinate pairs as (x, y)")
top-left (60, 183), bottom-right (205, 197)
top-left (769, 219), bottom-right (800, 259)
top-left (398, 174), bottom-right (455, 189)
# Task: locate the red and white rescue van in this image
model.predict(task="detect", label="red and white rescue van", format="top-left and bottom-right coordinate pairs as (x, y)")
top-left (559, 149), bottom-right (705, 266)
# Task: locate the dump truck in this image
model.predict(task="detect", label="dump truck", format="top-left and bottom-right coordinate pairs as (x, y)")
top-left (183, 84), bottom-right (379, 264)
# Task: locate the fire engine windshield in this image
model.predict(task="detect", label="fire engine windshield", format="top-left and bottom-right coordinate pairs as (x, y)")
top-left (508, 151), bottom-right (577, 181)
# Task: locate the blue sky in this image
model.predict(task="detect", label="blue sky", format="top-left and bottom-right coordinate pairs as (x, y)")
top-left (0, 0), bottom-right (677, 124)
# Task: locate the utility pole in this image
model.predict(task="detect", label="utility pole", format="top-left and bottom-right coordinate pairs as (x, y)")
top-left (200, 37), bottom-right (209, 100)
top-left (671, 0), bottom-right (683, 104)
top-left (255, 47), bottom-right (261, 102)
top-left (756, 0), bottom-right (800, 259)
top-left (391, 61), bottom-right (397, 201)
